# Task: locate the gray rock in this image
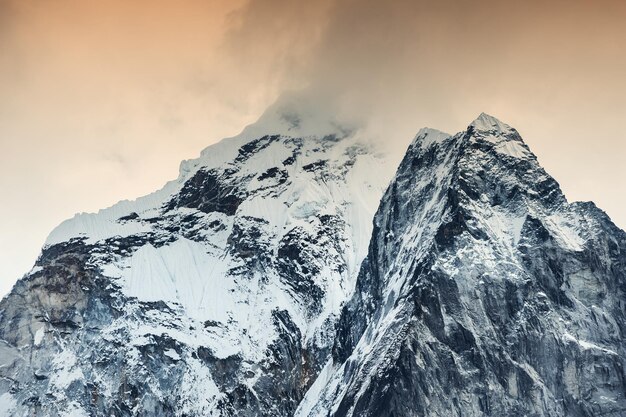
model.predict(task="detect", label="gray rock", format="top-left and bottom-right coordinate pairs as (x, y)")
top-left (300, 114), bottom-right (626, 417)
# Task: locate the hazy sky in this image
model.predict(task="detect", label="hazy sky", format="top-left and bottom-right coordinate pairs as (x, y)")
top-left (1, 0), bottom-right (625, 296)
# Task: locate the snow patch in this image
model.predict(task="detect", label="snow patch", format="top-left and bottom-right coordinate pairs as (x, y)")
top-left (0, 393), bottom-right (17, 417)
top-left (119, 238), bottom-right (235, 322)
top-left (33, 326), bottom-right (45, 346)
top-left (545, 213), bottom-right (584, 252)
top-left (30, 265), bottom-right (43, 274)
top-left (164, 348), bottom-right (181, 361)
top-left (413, 127), bottom-right (451, 148)
top-left (562, 333), bottom-right (618, 356)
top-left (50, 350), bottom-right (84, 391)
top-left (494, 140), bottom-right (531, 159)
top-left (470, 112), bottom-right (513, 133)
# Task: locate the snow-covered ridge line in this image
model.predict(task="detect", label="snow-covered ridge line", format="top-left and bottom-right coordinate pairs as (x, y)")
top-left (470, 111), bottom-right (514, 133)
top-left (297, 113), bottom-right (626, 417)
top-left (412, 127), bottom-right (451, 149)
top-left (44, 98), bottom-right (360, 247)
top-left (4, 110), bottom-right (626, 417)
top-left (3, 99), bottom-right (400, 416)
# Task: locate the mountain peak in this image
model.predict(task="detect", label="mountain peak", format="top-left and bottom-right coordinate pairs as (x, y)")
top-left (231, 92), bottom-right (356, 143)
top-left (307, 112), bottom-right (626, 417)
top-left (412, 127), bottom-right (451, 148)
top-left (469, 112), bottom-right (513, 133)
top-left (3, 104), bottom-right (626, 417)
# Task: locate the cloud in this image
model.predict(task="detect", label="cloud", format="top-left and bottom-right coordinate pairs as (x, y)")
top-left (225, 0), bottom-right (626, 134)
top-left (0, 0), bottom-right (625, 297)
top-left (223, 0), bottom-right (626, 231)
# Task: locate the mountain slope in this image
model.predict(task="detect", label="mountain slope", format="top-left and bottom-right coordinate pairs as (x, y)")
top-left (0, 100), bottom-right (393, 416)
top-left (298, 113), bottom-right (626, 417)
top-left (2, 110), bottom-right (625, 417)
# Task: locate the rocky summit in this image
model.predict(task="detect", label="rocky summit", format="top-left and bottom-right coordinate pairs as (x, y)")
top-left (1, 109), bottom-right (625, 417)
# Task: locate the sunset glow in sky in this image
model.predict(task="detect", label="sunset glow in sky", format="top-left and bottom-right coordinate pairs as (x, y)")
top-left (1, 0), bottom-right (625, 295)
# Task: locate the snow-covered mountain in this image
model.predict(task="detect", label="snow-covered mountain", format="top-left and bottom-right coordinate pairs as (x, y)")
top-left (298, 114), bottom-right (626, 417)
top-left (1, 110), bottom-right (625, 417)
top-left (0, 100), bottom-right (394, 416)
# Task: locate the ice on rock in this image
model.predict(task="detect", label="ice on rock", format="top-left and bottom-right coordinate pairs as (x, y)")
top-left (44, 94), bottom-right (357, 248)
top-left (2, 95), bottom-right (399, 416)
top-left (412, 127), bottom-right (451, 149)
top-left (297, 113), bottom-right (626, 417)
top-left (33, 325), bottom-right (45, 346)
top-left (2, 109), bottom-right (626, 417)
top-left (0, 393), bottom-right (17, 417)
top-left (163, 348), bottom-right (181, 361)
top-left (470, 112), bottom-right (514, 133)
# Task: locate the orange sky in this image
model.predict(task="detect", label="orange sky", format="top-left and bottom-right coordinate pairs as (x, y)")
top-left (1, 0), bottom-right (625, 295)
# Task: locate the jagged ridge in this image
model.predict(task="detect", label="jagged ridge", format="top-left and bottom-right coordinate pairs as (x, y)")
top-left (298, 114), bottom-right (626, 417)
top-left (0, 101), bottom-right (393, 416)
top-left (1, 111), bottom-right (625, 417)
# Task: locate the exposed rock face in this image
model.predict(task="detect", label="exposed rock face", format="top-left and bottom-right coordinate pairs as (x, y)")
top-left (298, 114), bottom-right (626, 417)
top-left (2, 111), bottom-right (626, 417)
top-left (0, 103), bottom-right (391, 416)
